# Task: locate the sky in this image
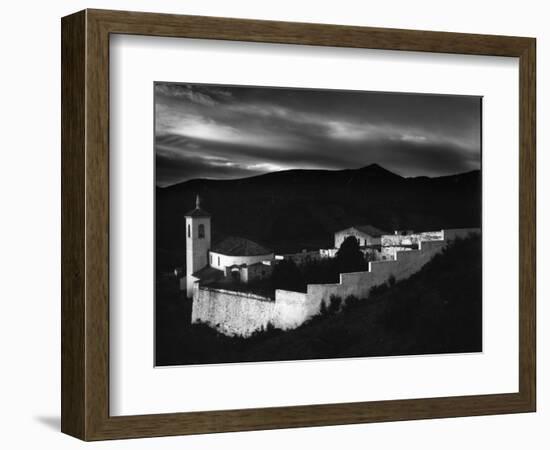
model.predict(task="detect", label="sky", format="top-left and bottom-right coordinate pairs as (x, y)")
top-left (155, 82), bottom-right (481, 187)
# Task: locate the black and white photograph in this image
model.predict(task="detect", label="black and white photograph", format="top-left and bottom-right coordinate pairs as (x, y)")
top-left (154, 82), bottom-right (482, 366)
top-left (1, 0), bottom-right (542, 446)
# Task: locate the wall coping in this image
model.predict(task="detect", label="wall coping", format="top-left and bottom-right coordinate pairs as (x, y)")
top-left (198, 286), bottom-right (274, 302)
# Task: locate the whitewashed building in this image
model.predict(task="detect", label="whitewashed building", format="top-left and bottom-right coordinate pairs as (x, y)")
top-left (183, 196), bottom-right (274, 298)
top-left (334, 224), bottom-right (387, 248)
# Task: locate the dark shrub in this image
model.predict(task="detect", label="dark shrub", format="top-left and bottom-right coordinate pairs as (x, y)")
top-left (272, 259), bottom-right (306, 292)
top-left (369, 282), bottom-right (389, 297)
top-left (328, 295), bottom-right (342, 314)
top-left (301, 258), bottom-right (340, 285)
top-left (344, 295), bottom-right (361, 310)
top-left (335, 236), bottom-right (368, 273)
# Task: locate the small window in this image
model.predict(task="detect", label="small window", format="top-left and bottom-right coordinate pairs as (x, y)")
top-left (198, 224), bottom-right (205, 238)
top-left (217, 256), bottom-right (220, 266)
top-left (187, 224), bottom-right (190, 237)
top-left (210, 254), bottom-right (213, 264)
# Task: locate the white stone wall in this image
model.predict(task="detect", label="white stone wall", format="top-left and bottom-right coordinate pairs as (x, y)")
top-left (273, 289), bottom-right (309, 330)
top-left (192, 286), bottom-right (275, 337)
top-left (191, 228), bottom-right (481, 337)
top-left (304, 240), bottom-right (446, 317)
top-left (192, 240), bottom-right (447, 337)
top-left (191, 286), bottom-right (309, 337)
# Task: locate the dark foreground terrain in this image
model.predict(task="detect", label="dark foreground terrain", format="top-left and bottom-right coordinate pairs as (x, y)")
top-left (155, 235), bottom-right (482, 366)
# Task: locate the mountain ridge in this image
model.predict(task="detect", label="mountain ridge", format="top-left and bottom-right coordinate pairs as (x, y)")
top-left (155, 164), bottom-right (481, 272)
top-left (158, 163), bottom-right (479, 190)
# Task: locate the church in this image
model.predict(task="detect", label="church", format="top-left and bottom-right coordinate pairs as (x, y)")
top-left (183, 196), bottom-right (275, 298)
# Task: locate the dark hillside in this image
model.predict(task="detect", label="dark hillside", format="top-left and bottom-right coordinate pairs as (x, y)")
top-left (155, 165), bottom-right (481, 273)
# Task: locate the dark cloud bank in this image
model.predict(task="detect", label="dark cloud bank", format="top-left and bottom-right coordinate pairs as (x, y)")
top-left (155, 82), bottom-right (481, 187)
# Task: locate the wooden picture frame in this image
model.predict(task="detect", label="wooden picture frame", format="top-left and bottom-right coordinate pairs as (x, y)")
top-left (61, 9), bottom-right (536, 441)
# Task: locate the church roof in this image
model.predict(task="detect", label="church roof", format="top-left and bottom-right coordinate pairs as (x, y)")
top-left (338, 224), bottom-right (387, 237)
top-left (211, 236), bottom-right (273, 257)
top-left (185, 194), bottom-right (211, 218)
top-left (192, 266), bottom-right (223, 280)
top-left (353, 225), bottom-right (386, 237)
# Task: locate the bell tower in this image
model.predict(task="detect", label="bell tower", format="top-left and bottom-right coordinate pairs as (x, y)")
top-left (184, 195), bottom-right (211, 298)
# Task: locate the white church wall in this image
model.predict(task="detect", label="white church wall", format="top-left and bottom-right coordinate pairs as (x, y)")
top-left (185, 275), bottom-right (199, 298)
top-left (185, 215), bottom-right (211, 297)
top-left (192, 287), bottom-right (311, 336)
top-left (209, 251), bottom-right (274, 271)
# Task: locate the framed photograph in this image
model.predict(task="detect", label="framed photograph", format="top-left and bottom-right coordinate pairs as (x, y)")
top-left (61, 9), bottom-right (536, 440)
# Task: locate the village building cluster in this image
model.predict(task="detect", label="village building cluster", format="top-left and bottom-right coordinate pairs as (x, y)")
top-left (180, 196), bottom-right (479, 336)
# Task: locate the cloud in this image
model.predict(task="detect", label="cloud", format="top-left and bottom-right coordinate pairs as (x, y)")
top-left (169, 116), bottom-right (302, 150)
top-left (154, 83), bottom-right (481, 186)
top-left (155, 83), bottom-right (233, 106)
top-left (155, 148), bottom-right (282, 187)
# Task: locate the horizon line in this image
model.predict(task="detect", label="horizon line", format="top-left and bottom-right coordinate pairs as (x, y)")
top-left (156, 164), bottom-right (480, 188)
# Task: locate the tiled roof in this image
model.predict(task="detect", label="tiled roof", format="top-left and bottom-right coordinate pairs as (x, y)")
top-left (192, 266), bottom-right (223, 280)
top-left (184, 207), bottom-right (211, 218)
top-left (211, 236), bottom-right (272, 257)
top-left (338, 224), bottom-right (387, 237)
top-left (353, 225), bottom-right (387, 237)
top-left (185, 195), bottom-right (211, 217)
